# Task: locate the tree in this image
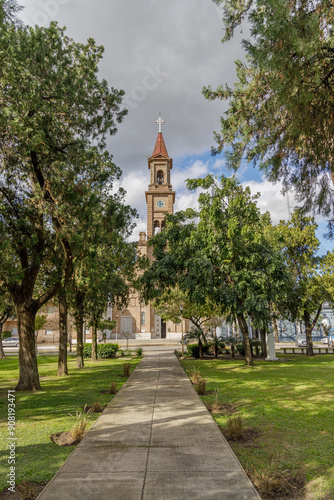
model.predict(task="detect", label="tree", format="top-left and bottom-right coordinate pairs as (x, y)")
top-left (0, 0), bottom-right (23, 26)
top-left (141, 175), bottom-right (289, 366)
top-left (0, 21), bottom-right (127, 390)
top-left (205, 0), bottom-right (334, 233)
top-left (322, 250), bottom-right (334, 307)
top-left (0, 288), bottom-right (14, 359)
top-left (276, 210), bottom-right (327, 355)
top-left (57, 287), bottom-right (68, 376)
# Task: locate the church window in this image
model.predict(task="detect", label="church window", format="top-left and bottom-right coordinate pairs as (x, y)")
top-left (157, 170), bottom-right (164, 185)
top-left (141, 312), bottom-right (145, 325)
top-left (154, 220), bottom-right (160, 235)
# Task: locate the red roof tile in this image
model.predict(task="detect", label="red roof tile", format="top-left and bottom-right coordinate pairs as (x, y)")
top-left (152, 132), bottom-right (168, 157)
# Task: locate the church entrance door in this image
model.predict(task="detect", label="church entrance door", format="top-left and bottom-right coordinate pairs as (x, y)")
top-left (161, 321), bottom-right (166, 339)
top-left (121, 317), bottom-right (133, 339)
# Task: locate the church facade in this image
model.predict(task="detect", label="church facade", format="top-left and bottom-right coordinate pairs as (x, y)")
top-left (110, 117), bottom-right (186, 340)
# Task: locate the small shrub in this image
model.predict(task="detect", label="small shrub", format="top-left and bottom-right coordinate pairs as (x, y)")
top-left (122, 362), bottom-right (131, 377)
top-left (236, 343), bottom-right (245, 356)
top-left (135, 347), bottom-right (143, 357)
top-left (195, 378), bottom-right (207, 395)
top-left (225, 415), bottom-right (244, 440)
top-left (187, 343), bottom-right (210, 358)
top-left (69, 408), bottom-right (89, 443)
top-left (90, 400), bottom-right (103, 413)
top-left (174, 349), bottom-right (182, 358)
top-left (248, 458), bottom-right (303, 498)
top-left (109, 381), bottom-right (117, 394)
top-left (188, 367), bottom-right (202, 385)
top-left (1, 331), bottom-right (11, 339)
top-left (121, 349), bottom-right (133, 357)
top-left (211, 388), bottom-right (221, 413)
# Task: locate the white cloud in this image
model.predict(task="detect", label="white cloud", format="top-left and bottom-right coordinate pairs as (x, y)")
top-left (241, 178), bottom-right (292, 223)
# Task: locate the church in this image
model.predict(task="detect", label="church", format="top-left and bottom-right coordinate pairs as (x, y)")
top-left (110, 116), bottom-right (187, 341)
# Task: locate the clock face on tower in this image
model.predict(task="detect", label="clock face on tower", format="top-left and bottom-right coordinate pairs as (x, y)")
top-left (156, 200), bottom-right (165, 208)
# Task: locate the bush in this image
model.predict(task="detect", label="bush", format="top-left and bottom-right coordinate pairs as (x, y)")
top-left (195, 378), bottom-right (207, 395)
top-left (122, 363), bottom-right (131, 377)
top-left (1, 331), bottom-right (11, 339)
top-left (135, 347), bottom-right (143, 357)
top-left (236, 343), bottom-right (245, 356)
top-left (83, 343), bottom-right (119, 359)
top-left (174, 349), bottom-right (182, 358)
top-left (186, 343), bottom-right (210, 358)
top-left (225, 416), bottom-right (245, 440)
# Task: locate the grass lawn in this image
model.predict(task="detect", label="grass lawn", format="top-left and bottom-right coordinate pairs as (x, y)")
top-left (181, 354), bottom-right (334, 500)
top-left (0, 354), bottom-right (141, 492)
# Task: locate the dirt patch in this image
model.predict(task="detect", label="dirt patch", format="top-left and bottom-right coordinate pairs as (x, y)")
top-left (100, 389), bottom-right (117, 394)
top-left (219, 425), bottom-right (261, 444)
top-left (49, 431), bottom-right (79, 446)
top-left (0, 481), bottom-right (47, 500)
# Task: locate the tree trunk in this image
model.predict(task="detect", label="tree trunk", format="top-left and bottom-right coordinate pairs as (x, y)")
top-left (272, 317), bottom-right (279, 343)
top-left (75, 315), bottom-right (84, 368)
top-left (236, 313), bottom-right (253, 366)
top-left (91, 319), bottom-right (98, 361)
top-left (57, 290), bottom-right (68, 376)
top-left (231, 344), bottom-right (235, 359)
top-left (232, 321), bottom-right (239, 340)
top-left (303, 311), bottom-right (314, 356)
top-left (74, 291), bottom-right (85, 368)
top-left (15, 306), bottom-right (41, 391)
top-left (198, 339), bottom-right (203, 359)
top-left (0, 323), bottom-right (5, 359)
top-left (260, 328), bottom-right (267, 358)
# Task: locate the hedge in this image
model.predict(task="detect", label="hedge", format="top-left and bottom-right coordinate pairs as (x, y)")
top-left (186, 343), bottom-right (210, 358)
top-left (83, 343), bottom-right (119, 359)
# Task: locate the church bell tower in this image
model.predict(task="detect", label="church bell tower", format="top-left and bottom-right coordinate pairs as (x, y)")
top-left (145, 115), bottom-right (175, 239)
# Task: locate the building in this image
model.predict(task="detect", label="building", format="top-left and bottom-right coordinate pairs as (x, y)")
top-left (111, 115), bottom-right (187, 341)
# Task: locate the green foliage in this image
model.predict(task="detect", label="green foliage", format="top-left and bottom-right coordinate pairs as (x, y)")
top-left (82, 343), bottom-right (119, 359)
top-left (141, 174), bottom-right (290, 366)
top-left (35, 314), bottom-right (47, 334)
top-left (206, 0), bottom-right (334, 229)
top-left (135, 347), bottom-right (143, 357)
top-left (236, 343), bottom-right (245, 356)
top-left (187, 343), bottom-right (210, 358)
top-left (1, 330), bottom-right (11, 339)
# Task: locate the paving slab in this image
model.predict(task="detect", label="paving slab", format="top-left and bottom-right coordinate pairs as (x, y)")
top-left (37, 348), bottom-right (261, 500)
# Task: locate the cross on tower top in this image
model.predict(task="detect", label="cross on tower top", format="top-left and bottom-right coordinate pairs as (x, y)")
top-left (155, 114), bottom-right (165, 133)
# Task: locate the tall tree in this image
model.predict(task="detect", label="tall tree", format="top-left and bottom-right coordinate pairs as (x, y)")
top-left (276, 210), bottom-right (328, 355)
top-left (141, 175), bottom-right (289, 366)
top-left (205, 0), bottom-right (334, 233)
top-left (0, 21), bottom-right (126, 390)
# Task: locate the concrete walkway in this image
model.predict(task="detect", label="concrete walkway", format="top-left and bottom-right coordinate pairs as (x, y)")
top-left (37, 348), bottom-right (261, 500)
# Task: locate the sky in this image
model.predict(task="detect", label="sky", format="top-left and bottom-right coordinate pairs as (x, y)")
top-left (18, 0), bottom-right (333, 254)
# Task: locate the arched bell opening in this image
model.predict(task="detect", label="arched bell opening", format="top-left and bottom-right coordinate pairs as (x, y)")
top-left (157, 170), bottom-right (164, 185)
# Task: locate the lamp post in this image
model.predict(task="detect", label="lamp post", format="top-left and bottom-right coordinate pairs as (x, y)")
top-left (180, 305), bottom-right (184, 358)
top-left (116, 314), bottom-right (118, 343)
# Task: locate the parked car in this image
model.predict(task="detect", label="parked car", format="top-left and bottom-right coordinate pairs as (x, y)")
top-left (321, 337), bottom-right (329, 344)
top-left (2, 337), bottom-right (19, 347)
top-left (295, 335), bottom-right (307, 347)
